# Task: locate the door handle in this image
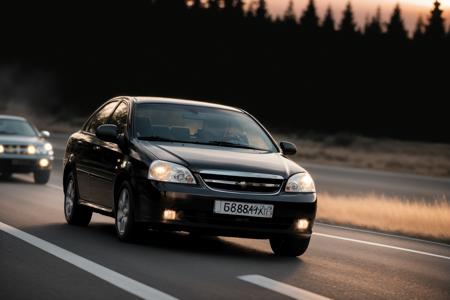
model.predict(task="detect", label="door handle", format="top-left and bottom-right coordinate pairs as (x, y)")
top-left (93, 145), bottom-right (101, 151)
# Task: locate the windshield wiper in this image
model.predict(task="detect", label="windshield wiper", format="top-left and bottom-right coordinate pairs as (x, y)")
top-left (206, 140), bottom-right (268, 151)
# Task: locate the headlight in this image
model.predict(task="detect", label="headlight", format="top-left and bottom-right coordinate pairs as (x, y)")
top-left (148, 160), bottom-right (196, 184)
top-left (285, 172), bottom-right (316, 193)
top-left (0, 144), bottom-right (4, 154)
top-left (44, 143), bottom-right (53, 151)
top-left (27, 145), bottom-right (37, 154)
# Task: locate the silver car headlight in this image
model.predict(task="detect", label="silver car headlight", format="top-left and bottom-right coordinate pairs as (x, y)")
top-left (27, 145), bottom-right (37, 154)
top-left (36, 143), bottom-right (53, 155)
top-left (148, 160), bottom-right (196, 184)
top-left (44, 142), bottom-right (53, 152)
top-left (0, 144), bottom-right (4, 154)
top-left (285, 172), bottom-right (316, 193)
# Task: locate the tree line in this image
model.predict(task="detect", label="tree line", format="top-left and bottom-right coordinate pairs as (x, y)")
top-left (0, 0), bottom-right (448, 141)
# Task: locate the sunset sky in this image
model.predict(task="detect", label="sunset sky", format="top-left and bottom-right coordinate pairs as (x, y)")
top-left (263, 0), bottom-right (450, 32)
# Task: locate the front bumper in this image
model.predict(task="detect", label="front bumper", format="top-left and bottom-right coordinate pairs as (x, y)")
top-left (0, 155), bottom-right (53, 174)
top-left (133, 178), bottom-right (317, 239)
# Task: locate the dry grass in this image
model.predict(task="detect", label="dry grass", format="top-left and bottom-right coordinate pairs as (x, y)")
top-left (317, 193), bottom-right (450, 242)
top-left (274, 133), bottom-right (450, 177)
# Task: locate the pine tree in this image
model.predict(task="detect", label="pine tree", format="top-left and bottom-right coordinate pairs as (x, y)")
top-left (299, 0), bottom-right (319, 33)
top-left (364, 15), bottom-right (370, 34)
top-left (207, 0), bottom-right (220, 12)
top-left (191, 0), bottom-right (202, 10)
top-left (413, 16), bottom-right (425, 41)
top-left (322, 6), bottom-right (335, 34)
top-left (234, 0), bottom-right (245, 18)
top-left (339, 2), bottom-right (357, 37)
top-left (322, 6), bottom-right (335, 31)
top-left (223, 0), bottom-right (234, 15)
top-left (425, 1), bottom-right (446, 40)
top-left (224, 0), bottom-right (233, 9)
top-left (386, 4), bottom-right (408, 41)
top-left (256, 0), bottom-right (268, 21)
top-left (365, 7), bottom-right (383, 38)
top-left (246, 1), bottom-right (256, 19)
top-left (284, 0), bottom-right (296, 25)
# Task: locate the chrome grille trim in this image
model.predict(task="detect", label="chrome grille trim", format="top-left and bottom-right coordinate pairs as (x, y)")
top-left (203, 178), bottom-right (280, 188)
top-left (199, 170), bottom-right (284, 195)
top-left (199, 170), bottom-right (284, 180)
top-left (2, 145), bottom-right (29, 155)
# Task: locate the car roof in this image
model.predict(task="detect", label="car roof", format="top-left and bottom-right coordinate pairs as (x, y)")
top-left (0, 115), bottom-right (27, 121)
top-left (130, 97), bottom-right (242, 112)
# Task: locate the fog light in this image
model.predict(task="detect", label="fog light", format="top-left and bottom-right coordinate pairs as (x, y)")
top-left (296, 219), bottom-right (309, 231)
top-left (39, 158), bottom-right (50, 168)
top-left (163, 209), bottom-right (177, 221)
top-left (0, 145), bottom-right (4, 154)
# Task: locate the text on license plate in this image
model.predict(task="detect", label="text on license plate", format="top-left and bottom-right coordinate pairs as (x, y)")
top-left (214, 200), bottom-right (273, 218)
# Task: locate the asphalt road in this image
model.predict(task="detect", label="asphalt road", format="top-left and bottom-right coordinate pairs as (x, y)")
top-left (1, 134), bottom-right (449, 299)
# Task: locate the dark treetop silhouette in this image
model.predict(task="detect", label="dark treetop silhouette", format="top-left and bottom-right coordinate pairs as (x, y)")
top-left (0, 0), bottom-right (448, 142)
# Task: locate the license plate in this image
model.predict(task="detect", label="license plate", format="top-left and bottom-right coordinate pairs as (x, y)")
top-left (214, 200), bottom-right (273, 218)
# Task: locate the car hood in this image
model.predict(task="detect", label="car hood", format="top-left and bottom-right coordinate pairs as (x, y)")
top-left (139, 141), bottom-right (306, 178)
top-left (0, 135), bottom-right (44, 145)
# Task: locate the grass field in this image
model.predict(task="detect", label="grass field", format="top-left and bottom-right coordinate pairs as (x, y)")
top-left (275, 133), bottom-right (450, 177)
top-left (317, 193), bottom-right (450, 243)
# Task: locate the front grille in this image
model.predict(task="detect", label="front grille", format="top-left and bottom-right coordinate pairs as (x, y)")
top-left (2, 145), bottom-right (29, 155)
top-left (200, 171), bottom-right (284, 194)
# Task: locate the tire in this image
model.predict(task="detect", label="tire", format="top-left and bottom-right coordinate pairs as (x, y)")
top-left (34, 170), bottom-right (50, 184)
top-left (64, 173), bottom-right (92, 226)
top-left (269, 236), bottom-right (311, 257)
top-left (115, 181), bottom-right (142, 242)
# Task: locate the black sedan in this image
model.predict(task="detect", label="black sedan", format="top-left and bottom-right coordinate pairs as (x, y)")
top-left (63, 97), bottom-right (317, 256)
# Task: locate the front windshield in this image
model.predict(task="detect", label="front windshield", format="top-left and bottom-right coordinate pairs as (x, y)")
top-left (134, 103), bottom-right (277, 152)
top-left (0, 118), bottom-right (37, 137)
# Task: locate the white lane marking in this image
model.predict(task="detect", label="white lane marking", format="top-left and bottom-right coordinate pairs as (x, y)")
top-left (47, 183), bottom-right (63, 191)
top-left (0, 221), bottom-right (178, 300)
top-left (313, 232), bottom-right (450, 261)
top-left (238, 274), bottom-right (331, 300)
top-left (315, 222), bottom-right (450, 248)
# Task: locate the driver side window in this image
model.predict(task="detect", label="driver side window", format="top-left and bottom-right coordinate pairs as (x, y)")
top-left (86, 101), bottom-right (118, 134)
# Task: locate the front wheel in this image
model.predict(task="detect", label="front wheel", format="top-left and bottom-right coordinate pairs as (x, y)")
top-left (34, 170), bottom-right (50, 184)
top-left (64, 173), bottom-right (92, 226)
top-left (269, 236), bottom-right (311, 257)
top-left (115, 181), bottom-right (142, 242)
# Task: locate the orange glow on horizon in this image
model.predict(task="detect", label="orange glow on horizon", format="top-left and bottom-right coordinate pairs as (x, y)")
top-left (265, 0), bottom-right (450, 31)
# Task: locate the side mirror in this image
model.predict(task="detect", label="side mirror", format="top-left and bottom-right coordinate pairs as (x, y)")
top-left (96, 124), bottom-right (118, 143)
top-left (280, 141), bottom-right (297, 155)
top-left (40, 131), bottom-right (50, 138)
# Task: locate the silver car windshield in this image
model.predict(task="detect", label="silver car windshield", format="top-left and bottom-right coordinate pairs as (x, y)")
top-left (134, 104), bottom-right (277, 152)
top-left (0, 119), bottom-right (37, 137)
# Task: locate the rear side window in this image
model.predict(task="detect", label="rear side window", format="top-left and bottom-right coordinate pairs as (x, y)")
top-left (85, 101), bottom-right (118, 133)
top-left (110, 102), bottom-right (128, 134)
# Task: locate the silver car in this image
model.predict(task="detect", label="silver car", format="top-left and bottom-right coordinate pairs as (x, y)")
top-left (0, 115), bottom-right (54, 184)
